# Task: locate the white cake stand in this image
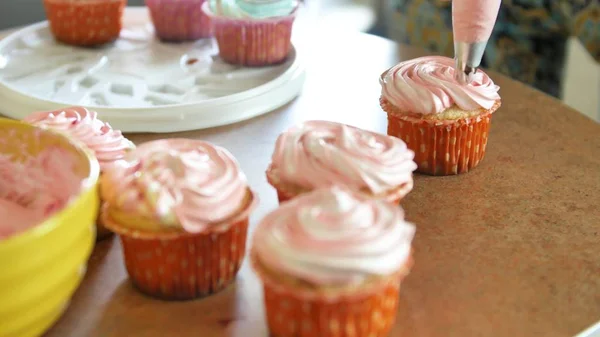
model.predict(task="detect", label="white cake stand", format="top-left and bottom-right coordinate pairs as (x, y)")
top-left (0, 20), bottom-right (306, 133)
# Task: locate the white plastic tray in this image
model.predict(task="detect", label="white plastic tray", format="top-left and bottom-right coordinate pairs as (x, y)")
top-left (0, 21), bottom-right (306, 133)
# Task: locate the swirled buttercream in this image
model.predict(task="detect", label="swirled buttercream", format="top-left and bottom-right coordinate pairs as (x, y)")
top-left (24, 107), bottom-right (135, 171)
top-left (380, 56), bottom-right (500, 115)
top-left (208, 0), bottom-right (296, 19)
top-left (269, 120), bottom-right (416, 195)
top-left (253, 187), bottom-right (415, 285)
top-left (101, 139), bottom-right (251, 233)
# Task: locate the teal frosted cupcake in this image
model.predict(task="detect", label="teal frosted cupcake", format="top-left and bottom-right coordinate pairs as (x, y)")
top-left (202, 0), bottom-right (299, 66)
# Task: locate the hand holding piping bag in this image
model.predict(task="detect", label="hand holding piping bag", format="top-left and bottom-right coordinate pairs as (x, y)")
top-left (452, 0), bottom-right (502, 84)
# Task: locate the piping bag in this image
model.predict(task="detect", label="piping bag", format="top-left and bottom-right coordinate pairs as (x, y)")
top-left (452, 0), bottom-right (502, 84)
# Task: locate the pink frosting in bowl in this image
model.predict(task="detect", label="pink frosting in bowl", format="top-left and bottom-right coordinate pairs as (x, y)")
top-left (101, 139), bottom-right (256, 234)
top-left (252, 187), bottom-right (415, 286)
top-left (0, 147), bottom-right (85, 239)
top-left (0, 118), bottom-right (100, 241)
top-left (268, 120), bottom-right (417, 196)
top-left (380, 56), bottom-right (500, 115)
top-left (24, 107), bottom-right (135, 171)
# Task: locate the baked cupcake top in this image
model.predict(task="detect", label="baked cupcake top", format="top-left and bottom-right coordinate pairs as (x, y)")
top-left (269, 120), bottom-right (417, 195)
top-left (380, 56), bottom-right (500, 115)
top-left (208, 0), bottom-right (297, 19)
top-left (101, 139), bottom-right (253, 233)
top-left (0, 147), bottom-right (83, 239)
top-left (252, 187), bottom-right (415, 286)
top-left (24, 107), bottom-right (135, 171)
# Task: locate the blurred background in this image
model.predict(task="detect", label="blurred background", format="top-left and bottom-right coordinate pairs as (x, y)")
top-left (0, 0), bottom-right (598, 122)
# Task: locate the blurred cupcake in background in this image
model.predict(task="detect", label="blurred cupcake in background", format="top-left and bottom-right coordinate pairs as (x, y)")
top-left (202, 0), bottom-right (299, 66)
top-left (146, 0), bottom-right (213, 42)
top-left (380, 56), bottom-right (501, 176)
top-left (24, 107), bottom-right (135, 240)
top-left (43, 0), bottom-right (126, 46)
top-left (251, 187), bottom-right (415, 337)
top-left (100, 139), bottom-right (257, 300)
top-left (267, 120), bottom-right (417, 204)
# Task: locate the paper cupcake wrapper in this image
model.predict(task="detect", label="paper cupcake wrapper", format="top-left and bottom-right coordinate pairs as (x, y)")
top-left (101, 201), bottom-right (255, 300)
top-left (43, 0), bottom-right (126, 46)
top-left (263, 280), bottom-right (400, 337)
top-left (202, 3), bottom-right (297, 66)
top-left (251, 253), bottom-right (413, 337)
top-left (267, 169), bottom-right (413, 205)
top-left (146, 0), bottom-right (213, 41)
top-left (382, 97), bottom-right (499, 176)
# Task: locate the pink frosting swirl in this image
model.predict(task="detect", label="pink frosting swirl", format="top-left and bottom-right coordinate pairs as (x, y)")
top-left (101, 139), bottom-right (252, 233)
top-left (0, 147), bottom-right (83, 239)
top-left (24, 107), bottom-right (135, 171)
top-left (252, 187), bottom-right (415, 286)
top-left (270, 120), bottom-right (417, 195)
top-left (380, 56), bottom-right (500, 115)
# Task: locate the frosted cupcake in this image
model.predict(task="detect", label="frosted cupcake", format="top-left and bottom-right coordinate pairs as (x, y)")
top-left (100, 139), bottom-right (257, 300)
top-left (146, 0), bottom-right (213, 41)
top-left (43, 0), bottom-right (126, 46)
top-left (24, 107), bottom-right (135, 240)
top-left (251, 187), bottom-right (415, 337)
top-left (267, 120), bottom-right (417, 204)
top-left (202, 0), bottom-right (299, 66)
top-left (380, 56), bottom-right (501, 176)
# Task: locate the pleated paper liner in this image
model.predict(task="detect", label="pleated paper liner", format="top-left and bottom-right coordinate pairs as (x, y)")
top-left (43, 0), bottom-right (126, 46)
top-left (202, 3), bottom-right (297, 66)
top-left (266, 168), bottom-right (413, 205)
top-left (251, 252), bottom-right (413, 337)
top-left (381, 97), bottom-right (501, 176)
top-left (101, 191), bottom-right (257, 300)
top-left (146, 0), bottom-right (213, 42)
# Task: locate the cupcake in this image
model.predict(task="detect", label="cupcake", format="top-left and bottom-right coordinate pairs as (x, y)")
top-left (251, 187), bottom-right (415, 337)
top-left (43, 0), bottom-right (126, 46)
top-left (146, 0), bottom-right (213, 41)
top-left (380, 56), bottom-right (501, 176)
top-left (100, 139), bottom-right (257, 300)
top-left (24, 106), bottom-right (135, 240)
top-left (267, 120), bottom-right (417, 204)
top-left (202, 0), bottom-right (299, 66)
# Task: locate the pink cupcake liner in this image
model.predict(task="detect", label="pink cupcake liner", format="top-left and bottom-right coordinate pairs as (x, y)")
top-left (146, 0), bottom-right (213, 41)
top-left (202, 2), bottom-right (297, 66)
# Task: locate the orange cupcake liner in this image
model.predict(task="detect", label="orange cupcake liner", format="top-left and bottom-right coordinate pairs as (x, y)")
top-left (382, 97), bottom-right (501, 176)
top-left (203, 4), bottom-right (297, 66)
top-left (266, 168), bottom-right (412, 205)
top-left (43, 0), bottom-right (126, 46)
top-left (101, 193), bottom-right (257, 300)
top-left (251, 253), bottom-right (413, 337)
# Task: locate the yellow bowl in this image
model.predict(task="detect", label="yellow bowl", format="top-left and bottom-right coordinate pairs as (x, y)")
top-left (0, 118), bottom-right (100, 337)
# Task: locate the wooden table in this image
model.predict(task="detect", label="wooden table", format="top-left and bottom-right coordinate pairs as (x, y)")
top-left (2, 11), bottom-right (600, 337)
